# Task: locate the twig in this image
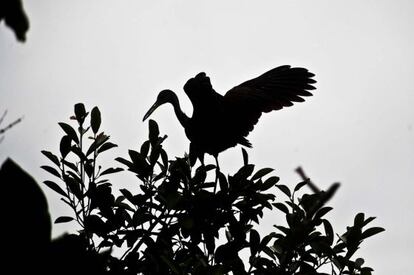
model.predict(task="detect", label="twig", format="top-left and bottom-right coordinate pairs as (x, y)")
top-left (295, 166), bottom-right (320, 193)
top-left (295, 166), bottom-right (340, 206)
top-left (0, 110), bottom-right (7, 125)
top-left (0, 115), bottom-right (24, 135)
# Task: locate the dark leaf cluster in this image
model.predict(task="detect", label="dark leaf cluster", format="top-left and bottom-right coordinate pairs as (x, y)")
top-left (42, 103), bottom-right (384, 275)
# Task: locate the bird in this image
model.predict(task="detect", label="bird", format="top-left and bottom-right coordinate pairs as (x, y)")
top-left (143, 65), bottom-right (316, 166)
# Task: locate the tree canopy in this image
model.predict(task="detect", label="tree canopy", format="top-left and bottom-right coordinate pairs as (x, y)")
top-left (36, 103), bottom-right (384, 274)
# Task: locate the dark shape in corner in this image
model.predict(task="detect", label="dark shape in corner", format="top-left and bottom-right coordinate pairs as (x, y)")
top-left (0, 158), bottom-right (51, 272)
top-left (0, 158), bottom-right (109, 274)
top-left (0, 0), bottom-right (29, 42)
top-left (143, 65), bottom-right (316, 165)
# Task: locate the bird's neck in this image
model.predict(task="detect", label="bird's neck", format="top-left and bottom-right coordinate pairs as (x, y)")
top-left (171, 99), bottom-right (189, 128)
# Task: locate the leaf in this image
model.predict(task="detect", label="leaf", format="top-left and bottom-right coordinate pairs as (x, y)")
top-left (192, 166), bottom-right (207, 187)
top-left (100, 167), bottom-right (123, 176)
top-left (140, 140), bottom-right (150, 158)
top-left (58, 122), bottom-right (79, 144)
top-left (260, 232), bottom-right (277, 247)
top-left (235, 164), bottom-right (255, 180)
top-left (115, 157), bottom-right (134, 169)
top-left (262, 246), bottom-right (276, 259)
top-left (97, 142), bottom-right (118, 154)
top-left (314, 207), bottom-right (333, 221)
top-left (64, 175), bottom-right (82, 199)
top-left (355, 258), bottom-right (365, 268)
top-left (55, 216), bottom-right (74, 224)
top-left (41, 150), bottom-right (60, 167)
top-left (203, 181), bottom-right (216, 189)
top-left (361, 267), bottom-right (373, 275)
top-left (261, 176), bottom-right (280, 191)
top-left (44, 180), bottom-right (67, 197)
top-left (218, 172), bottom-right (228, 193)
top-left (128, 150), bottom-right (150, 176)
top-left (274, 225), bottom-right (289, 235)
top-left (242, 148), bottom-right (248, 165)
top-left (362, 216), bottom-right (376, 227)
top-left (251, 168), bottom-right (274, 181)
top-left (62, 160), bottom-right (78, 172)
top-left (74, 103), bottom-right (87, 124)
top-left (323, 220), bottom-right (334, 245)
top-left (160, 149), bottom-right (169, 169)
top-left (285, 201), bottom-right (301, 213)
top-left (294, 180), bottom-right (308, 192)
top-left (59, 135), bottom-right (72, 158)
top-left (276, 184), bottom-right (291, 198)
top-left (153, 170), bottom-right (166, 182)
top-left (81, 126), bottom-right (91, 135)
top-left (86, 134), bottom-right (110, 156)
top-left (71, 145), bottom-right (87, 161)
top-left (149, 145), bottom-right (161, 166)
top-left (117, 202), bottom-right (134, 213)
top-left (354, 213), bottom-right (365, 227)
top-left (84, 160), bottom-right (94, 178)
top-left (272, 202), bottom-right (289, 214)
top-left (66, 172), bottom-right (82, 187)
top-left (60, 197), bottom-right (73, 209)
top-left (361, 227), bottom-right (385, 239)
top-left (91, 106), bottom-right (101, 134)
top-left (250, 229), bottom-right (261, 256)
top-left (119, 189), bottom-right (134, 203)
top-left (148, 119), bottom-right (159, 144)
top-left (272, 241), bottom-right (284, 255)
top-left (41, 165), bottom-right (61, 178)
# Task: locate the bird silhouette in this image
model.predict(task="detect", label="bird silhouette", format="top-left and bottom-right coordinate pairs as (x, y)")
top-left (143, 65), bottom-right (316, 166)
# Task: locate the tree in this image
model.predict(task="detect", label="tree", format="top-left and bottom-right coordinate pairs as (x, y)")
top-left (41, 103), bottom-right (384, 274)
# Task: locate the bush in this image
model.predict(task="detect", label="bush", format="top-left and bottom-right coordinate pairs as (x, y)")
top-left (42, 103), bottom-right (384, 275)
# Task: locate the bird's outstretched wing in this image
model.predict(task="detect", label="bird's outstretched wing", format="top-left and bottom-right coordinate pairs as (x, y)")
top-left (223, 65), bottom-right (316, 137)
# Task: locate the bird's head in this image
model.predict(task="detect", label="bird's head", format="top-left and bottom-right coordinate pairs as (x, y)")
top-left (143, 89), bottom-right (178, 121)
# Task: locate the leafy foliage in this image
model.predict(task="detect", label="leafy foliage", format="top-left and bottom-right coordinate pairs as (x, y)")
top-left (41, 103), bottom-right (123, 254)
top-left (42, 103), bottom-right (384, 274)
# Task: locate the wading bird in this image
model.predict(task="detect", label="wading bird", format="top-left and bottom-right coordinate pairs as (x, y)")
top-left (143, 65), bottom-right (316, 166)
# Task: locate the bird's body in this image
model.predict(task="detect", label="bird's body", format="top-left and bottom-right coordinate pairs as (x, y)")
top-left (184, 85), bottom-right (251, 159)
top-left (143, 65), bottom-right (316, 165)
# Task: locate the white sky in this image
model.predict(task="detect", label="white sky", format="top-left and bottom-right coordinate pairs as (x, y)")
top-left (1, 1), bottom-right (413, 274)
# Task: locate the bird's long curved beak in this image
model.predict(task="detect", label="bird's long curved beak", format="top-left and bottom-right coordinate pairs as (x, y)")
top-left (143, 101), bottom-right (160, 121)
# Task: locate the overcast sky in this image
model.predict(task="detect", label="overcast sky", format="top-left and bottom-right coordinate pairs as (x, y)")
top-left (1, 1), bottom-right (413, 274)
